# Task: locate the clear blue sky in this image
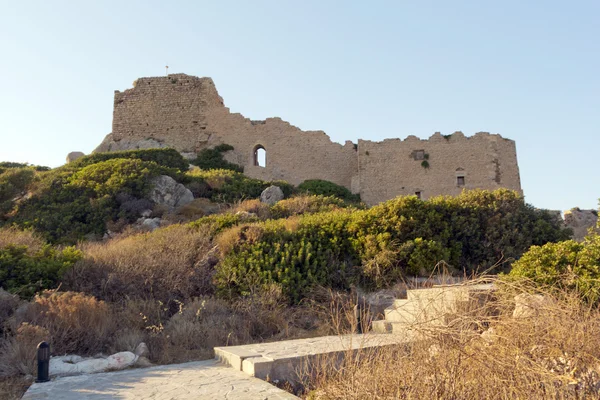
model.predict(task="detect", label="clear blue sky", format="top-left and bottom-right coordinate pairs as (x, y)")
top-left (0, 1), bottom-right (598, 211)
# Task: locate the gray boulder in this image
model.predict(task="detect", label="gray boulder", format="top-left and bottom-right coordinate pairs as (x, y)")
top-left (563, 208), bottom-right (598, 241)
top-left (66, 151), bottom-right (85, 163)
top-left (148, 175), bottom-right (194, 210)
top-left (140, 218), bottom-right (161, 231)
top-left (260, 185), bottom-right (284, 205)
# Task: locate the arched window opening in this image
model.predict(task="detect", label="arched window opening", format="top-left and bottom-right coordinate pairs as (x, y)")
top-left (254, 145), bottom-right (266, 168)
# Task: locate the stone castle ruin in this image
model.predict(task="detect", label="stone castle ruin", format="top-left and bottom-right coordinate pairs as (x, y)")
top-left (95, 73), bottom-right (522, 205)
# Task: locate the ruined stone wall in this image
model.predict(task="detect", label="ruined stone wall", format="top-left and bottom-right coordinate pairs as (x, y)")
top-left (357, 132), bottom-right (522, 205)
top-left (96, 73), bottom-right (522, 204)
top-left (96, 74), bottom-right (358, 188)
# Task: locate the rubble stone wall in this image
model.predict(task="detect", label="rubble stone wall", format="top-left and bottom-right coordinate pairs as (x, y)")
top-left (96, 73), bottom-right (522, 205)
top-left (357, 132), bottom-right (522, 205)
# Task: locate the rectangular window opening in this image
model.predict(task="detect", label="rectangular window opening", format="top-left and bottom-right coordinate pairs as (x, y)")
top-left (457, 176), bottom-right (465, 186)
top-left (415, 191), bottom-right (422, 199)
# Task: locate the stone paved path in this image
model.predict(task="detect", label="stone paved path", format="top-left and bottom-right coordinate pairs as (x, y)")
top-left (22, 359), bottom-right (298, 399)
top-left (22, 334), bottom-right (414, 399)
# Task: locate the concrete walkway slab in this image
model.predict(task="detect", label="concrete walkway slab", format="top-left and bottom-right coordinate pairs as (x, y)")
top-left (22, 359), bottom-right (299, 399)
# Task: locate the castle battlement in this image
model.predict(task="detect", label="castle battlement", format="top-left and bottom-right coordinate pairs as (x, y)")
top-left (95, 74), bottom-right (522, 205)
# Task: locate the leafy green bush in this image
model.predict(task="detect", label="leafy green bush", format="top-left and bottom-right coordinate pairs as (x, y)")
top-left (350, 189), bottom-right (571, 273)
top-left (270, 195), bottom-right (355, 219)
top-left (298, 179), bottom-right (360, 202)
top-left (0, 244), bottom-right (82, 299)
top-left (509, 234), bottom-right (600, 302)
top-left (185, 168), bottom-right (294, 203)
top-left (73, 148), bottom-right (189, 172)
top-left (215, 189), bottom-right (571, 302)
top-left (188, 213), bottom-right (259, 235)
top-left (215, 211), bottom-right (358, 301)
top-left (0, 167), bottom-right (36, 216)
top-left (10, 159), bottom-right (176, 243)
top-left (190, 144), bottom-right (243, 172)
top-left (0, 162), bottom-right (49, 174)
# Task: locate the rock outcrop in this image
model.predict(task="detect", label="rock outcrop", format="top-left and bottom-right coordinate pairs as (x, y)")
top-left (563, 208), bottom-right (599, 241)
top-left (148, 175), bottom-right (194, 210)
top-left (66, 151), bottom-right (85, 163)
top-left (260, 185), bottom-right (284, 205)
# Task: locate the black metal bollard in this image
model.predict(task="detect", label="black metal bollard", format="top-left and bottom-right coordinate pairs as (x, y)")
top-left (36, 341), bottom-right (50, 383)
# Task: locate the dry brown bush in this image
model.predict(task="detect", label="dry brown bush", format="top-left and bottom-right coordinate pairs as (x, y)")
top-left (231, 199), bottom-right (271, 219)
top-left (0, 289), bottom-right (21, 335)
top-left (14, 291), bottom-right (114, 356)
top-left (0, 376), bottom-right (31, 400)
top-left (163, 198), bottom-right (224, 224)
top-left (0, 323), bottom-right (48, 378)
top-left (105, 286), bottom-right (331, 365)
top-left (63, 224), bottom-right (215, 304)
top-left (0, 227), bottom-right (45, 253)
top-left (305, 279), bottom-right (600, 399)
top-left (215, 223), bottom-right (266, 256)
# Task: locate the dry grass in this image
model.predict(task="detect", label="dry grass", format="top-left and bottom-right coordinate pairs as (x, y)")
top-left (63, 224), bottom-right (215, 304)
top-left (231, 199), bottom-right (271, 219)
top-left (11, 291), bottom-right (114, 356)
top-left (0, 323), bottom-right (49, 378)
top-left (0, 227), bottom-right (45, 253)
top-left (304, 279), bottom-right (600, 399)
top-left (0, 377), bottom-right (31, 400)
top-left (0, 289), bottom-right (21, 334)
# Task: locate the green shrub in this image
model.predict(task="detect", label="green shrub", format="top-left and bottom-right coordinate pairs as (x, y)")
top-left (510, 235), bottom-right (600, 302)
top-left (215, 211), bottom-right (358, 302)
top-left (298, 179), bottom-right (360, 202)
top-left (10, 159), bottom-right (176, 243)
top-left (0, 244), bottom-right (82, 299)
top-left (189, 213), bottom-right (259, 236)
top-left (190, 144), bottom-right (243, 172)
top-left (0, 162), bottom-right (49, 174)
top-left (0, 168), bottom-right (36, 216)
top-left (270, 195), bottom-right (355, 219)
top-left (215, 189), bottom-right (571, 302)
top-left (73, 148), bottom-right (189, 172)
top-left (185, 168), bottom-right (294, 203)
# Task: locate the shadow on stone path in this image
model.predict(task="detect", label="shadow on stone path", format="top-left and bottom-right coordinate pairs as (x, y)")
top-left (22, 359), bottom-right (298, 399)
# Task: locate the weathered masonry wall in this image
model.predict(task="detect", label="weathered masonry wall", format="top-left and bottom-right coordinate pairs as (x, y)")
top-left (96, 74), bottom-right (357, 188)
top-left (357, 132), bottom-right (522, 205)
top-left (95, 73), bottom-right (522, 205)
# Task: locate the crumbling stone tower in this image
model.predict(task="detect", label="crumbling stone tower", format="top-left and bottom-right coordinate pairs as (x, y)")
top-left (96, 73), bottom-right (522, 205)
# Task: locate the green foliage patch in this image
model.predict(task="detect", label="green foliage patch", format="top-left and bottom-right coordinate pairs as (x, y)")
top-left (510, 234), bottom-right (600, 303)
top-left (0, 244), bottom-right (82, 299)
top-left (190, 144), bottom-right (243, 172)
top-left (0, 162), bottom-right (50, 174)
top-left (185, 168), bottom-right (294, 203)
top-left (270, 195), bottom-right (356, 219)
top-left (73, 148), bottom-right (189, 172)
top-left (0, 167), bottom-right (36, 216)
top-left (215, 189), bottom-right (571, 302)
top-left (298, 179), bottom-right (360, 202)
top-left (188, 213), bottom-right (260, 236)
top-left (9, 159), bottom-right (177, 244)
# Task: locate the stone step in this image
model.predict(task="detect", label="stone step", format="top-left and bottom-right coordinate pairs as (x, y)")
top-left (215, 333), bottom-right (414, 383)
top-left (372, 319), bottom-right (420, 334)
top-left (406, 283), bottom-right (494, 304)
top-left (384, 301), bottom-right (422, 324)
